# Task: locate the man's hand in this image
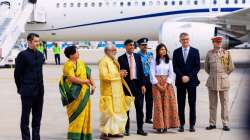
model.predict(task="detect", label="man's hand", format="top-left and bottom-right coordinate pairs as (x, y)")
top-left (120, 70), bottom-right (128, 78)
top-left (182, 76), bottom-right (190, 83)
top-left (141, 86), bottom-right (146, 94)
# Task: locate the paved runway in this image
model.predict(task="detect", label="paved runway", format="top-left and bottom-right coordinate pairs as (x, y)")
top-left (0, 49), bottom-right (250, 140)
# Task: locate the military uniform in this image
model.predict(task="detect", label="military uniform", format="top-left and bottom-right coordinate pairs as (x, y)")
top-left (205, 48), bottom-right (234, 127)
top-left (137, 37), bottom-right (154, 123)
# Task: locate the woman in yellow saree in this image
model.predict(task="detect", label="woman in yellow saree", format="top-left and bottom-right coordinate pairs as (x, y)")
top-left (60, 46), bottom-right (95, 140)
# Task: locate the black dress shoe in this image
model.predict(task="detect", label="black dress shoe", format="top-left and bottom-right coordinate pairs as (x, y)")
top-left (137, 130), bottom-right (148, 136)
top-left (100, 134), bottom-right (110, 140)
top-left (145, 120), bottom-right (153, 124)
top-left (108, 134), bottom-right (124, 138)
top-left (178, 126), bottom-right (184, 132)
top-left (124, 131), bottom-right (130, 136)
top-left (223, 126), bottom-right (230, 131)
top-left (156, 128), bottom-right (164, 133)
top-left (189, 126), bottom-right (195, 132)
top-left (206, 125), bottom-right (216, 130)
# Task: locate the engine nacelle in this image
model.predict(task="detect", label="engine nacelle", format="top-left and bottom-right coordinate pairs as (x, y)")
top-left (159, 22), bottom-right (217, 59)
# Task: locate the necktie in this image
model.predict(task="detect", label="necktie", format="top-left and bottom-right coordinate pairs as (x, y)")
top-left (184, 48), bottom-right (188, 63)
top-left (129, 54), bottom-right (135, 80)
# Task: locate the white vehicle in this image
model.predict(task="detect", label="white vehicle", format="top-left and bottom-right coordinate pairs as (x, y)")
top-left (0, 0), bottom-right (250, 66)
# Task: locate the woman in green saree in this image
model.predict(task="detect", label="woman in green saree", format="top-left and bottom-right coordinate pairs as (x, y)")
top-left (60, 46), bottom-right (96, 140)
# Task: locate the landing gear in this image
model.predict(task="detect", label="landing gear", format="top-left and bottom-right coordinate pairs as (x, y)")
top-left (28, 0), bottom-right (37, 4)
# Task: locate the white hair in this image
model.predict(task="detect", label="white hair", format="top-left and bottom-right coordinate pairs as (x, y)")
top-left (104, 43), bottom-right (116, 53)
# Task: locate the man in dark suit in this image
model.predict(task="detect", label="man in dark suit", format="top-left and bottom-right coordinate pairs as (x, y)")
top-left (118, 39), bottom-right (147, 136)
top-left (14, 33), bottom-right (45, 140)
top-left (173, 32), bottom-right (200, 132)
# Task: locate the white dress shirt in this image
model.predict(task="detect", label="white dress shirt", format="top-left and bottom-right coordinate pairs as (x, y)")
top-left (126, 53), bottom-right (137, 79)
top-left (182, 46), bottom-right (190, 62)
top-left (150, 58), bottom-right (175, 85)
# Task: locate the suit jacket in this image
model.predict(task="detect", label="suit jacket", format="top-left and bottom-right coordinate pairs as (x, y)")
top-left (118, 53), bottom-right (145, 95)
top-left (172, 47), bottom-right (200, 87)
top-left (204, 49), bottom-right (234, 91)
top-left (14, 48), bottom-right (44, 97)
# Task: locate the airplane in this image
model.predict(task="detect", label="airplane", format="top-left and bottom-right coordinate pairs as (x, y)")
top-left (1, 0), bottom-right (250, 59)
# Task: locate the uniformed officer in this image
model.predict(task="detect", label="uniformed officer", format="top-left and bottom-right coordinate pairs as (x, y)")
top-left (205, 36), bottom-right (234, 131)
top-left (137, 38), bottom-right (154, 124)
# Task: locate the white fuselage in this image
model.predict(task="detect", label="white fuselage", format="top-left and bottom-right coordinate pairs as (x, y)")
top-left (23, 0), bottom-right (250, 41)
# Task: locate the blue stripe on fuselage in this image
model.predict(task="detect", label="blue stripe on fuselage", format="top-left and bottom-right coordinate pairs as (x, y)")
top-left (29, 7), bottom-right (242, 31)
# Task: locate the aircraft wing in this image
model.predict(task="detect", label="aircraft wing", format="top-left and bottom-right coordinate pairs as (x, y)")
top-left (216, 8), bottom-right (250, 27)
top-left (178, 8), bottom-right (250, 41)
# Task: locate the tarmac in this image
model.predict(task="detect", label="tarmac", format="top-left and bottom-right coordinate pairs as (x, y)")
top-left (0, 49), bottom-right (250, 140)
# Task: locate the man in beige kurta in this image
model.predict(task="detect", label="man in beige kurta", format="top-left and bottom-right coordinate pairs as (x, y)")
top-left (98, 45), bottom-right (131, 139)
top-left (205, 36), bottom-right (234, 131)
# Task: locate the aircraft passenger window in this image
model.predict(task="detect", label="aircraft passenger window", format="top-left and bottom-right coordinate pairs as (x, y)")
top-left (63, 3), bottom-right (67, 8)
top-left (91, 2), bottom-right (95, 7)
top-left (234, 0), bottom-right (238, 4)
top-left (135, 1), bottom-right (139, 6)
top-left (172, 1), bottom-right (175, 5)
top-left (120, 2), bottom-right (124, 7)
top-left (106, 2), bottom-right (110, 6)
top-left (242, 0), bottom-right (245, 4)
top-left (187, 0), bottom-right (191, 5)
top-left (127, 2), bottom-right (131, 6)
top-left (164, 1), bottom-right (168, 6)
top-left (56, 3), bottom-right (60, 8)
top-left (142, 1), bottom-right (146, 6)
top-left (202, 0), bottom-right (206, 4)
top-left (149, 1), bottom-right (153, 6)
top-left (225, 0), bottom-right (229, 4)
top-left (70, 3), bottom-right (74, 7)
top-left (179, 1), bottom-right (183, 5)
top-left (213, 0), bottom-right (217, 4)
top-left (194, 0), bottom-right (198, 5)
top-left (84, 2), bottom-right (88, 7)
top-left (98, 2), bottom-right (102, 7)
top-left (113, 2), bottom-right (117, 6)
top-left (77, 3), bottom-right (81, 7)
top-left (156, 1), bottom-right (161, 6)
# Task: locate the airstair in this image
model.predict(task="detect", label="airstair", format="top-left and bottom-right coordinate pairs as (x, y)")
top-left (0, 0), bottom-right (34, 66)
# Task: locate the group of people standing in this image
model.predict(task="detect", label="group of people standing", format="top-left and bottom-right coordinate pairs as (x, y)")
top-left (36, 41), bottom-right (62, 65)
top-left (14, 32), bottom-right (234, 140)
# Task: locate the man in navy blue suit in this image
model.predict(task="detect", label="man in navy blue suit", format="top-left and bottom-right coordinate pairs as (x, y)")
top-left (173, 33), bottom-right (201, 132)
top-left (118, 39), bottom-right (147, 136)
top-left (14, 33), bottom-right (45, 140)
